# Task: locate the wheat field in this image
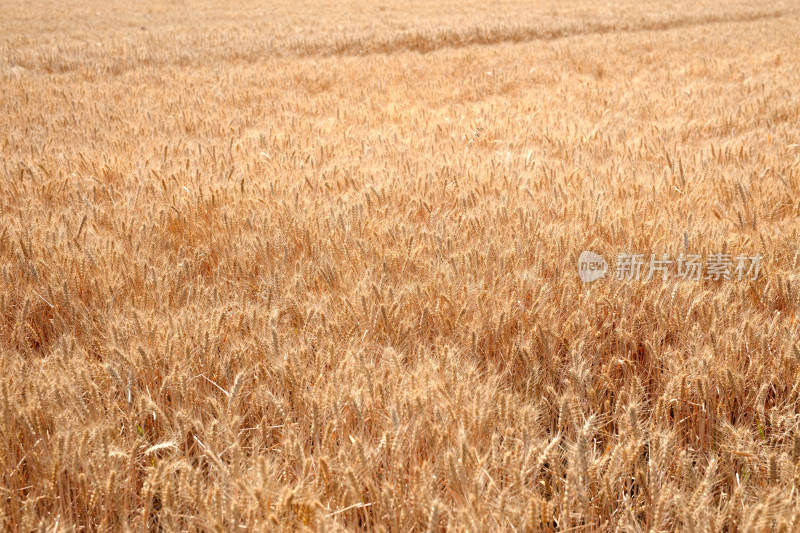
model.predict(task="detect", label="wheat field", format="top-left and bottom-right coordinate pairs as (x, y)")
top-left (2, 0), bottom-right (800, 531)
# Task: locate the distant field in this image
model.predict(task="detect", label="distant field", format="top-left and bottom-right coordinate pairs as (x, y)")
top-left (2, 1), bottom-right (800, 530)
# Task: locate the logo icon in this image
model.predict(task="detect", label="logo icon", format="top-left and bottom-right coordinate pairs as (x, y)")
top-left (578, 251), bottom-right (608, 282)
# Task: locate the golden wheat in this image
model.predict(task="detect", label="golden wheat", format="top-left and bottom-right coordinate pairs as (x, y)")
top-left (1, 0), bottom-right (800, 531)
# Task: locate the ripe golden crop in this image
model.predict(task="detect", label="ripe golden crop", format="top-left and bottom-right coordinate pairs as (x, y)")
top-left (1, 0), bottom-right (799, 530)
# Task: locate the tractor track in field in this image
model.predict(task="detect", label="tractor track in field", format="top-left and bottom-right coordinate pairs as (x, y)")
top-left (3, 8), bottom-right (792, 76)
top-left (290, 9), bottom-right (790, 58)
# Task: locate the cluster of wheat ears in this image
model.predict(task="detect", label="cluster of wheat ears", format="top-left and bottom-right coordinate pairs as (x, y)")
top-left (2, 0), bottom-right (800, 531)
